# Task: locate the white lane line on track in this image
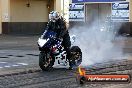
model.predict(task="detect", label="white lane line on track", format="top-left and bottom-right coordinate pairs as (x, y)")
top-left (0, 62), bottom-right (29, 69)
top-left (4, 66), bottom-right (11, 68)
top-left (17, 63), bottom-right (28, 66)
top-left (0, 62), bottom-right (7, 63)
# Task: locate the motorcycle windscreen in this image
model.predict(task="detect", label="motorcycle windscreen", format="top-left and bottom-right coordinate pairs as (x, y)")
top-left (41, 30), bottom-right (57, 39)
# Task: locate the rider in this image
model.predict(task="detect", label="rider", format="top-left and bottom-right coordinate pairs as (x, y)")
top-left (45, 11), bottom-right (72, 69)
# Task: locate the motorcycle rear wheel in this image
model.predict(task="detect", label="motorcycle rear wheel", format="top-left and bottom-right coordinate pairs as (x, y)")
top-left (70, 46), bottom-right (82, 68)
top-left (39, 52), bottom-right (54, 71)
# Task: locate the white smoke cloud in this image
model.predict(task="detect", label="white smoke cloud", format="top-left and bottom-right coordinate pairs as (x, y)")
top-left (70, 20), bottom-right (126, 66)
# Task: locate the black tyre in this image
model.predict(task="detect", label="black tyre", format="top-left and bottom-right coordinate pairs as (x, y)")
top-left (70, 46), bottom-right (82, 67)
top-left (39, 52), bottom-right (54, 71)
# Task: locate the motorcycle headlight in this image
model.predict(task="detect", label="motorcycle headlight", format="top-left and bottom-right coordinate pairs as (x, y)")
top-left (38, 38), bottom-right (48, 47)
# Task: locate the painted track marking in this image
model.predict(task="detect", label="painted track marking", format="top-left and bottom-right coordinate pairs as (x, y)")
top-left (0, 62), bottom-right (29, 69)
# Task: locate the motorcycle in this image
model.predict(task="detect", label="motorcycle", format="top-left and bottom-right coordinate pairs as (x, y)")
top-left (37, 30), bottom-right (82, 71)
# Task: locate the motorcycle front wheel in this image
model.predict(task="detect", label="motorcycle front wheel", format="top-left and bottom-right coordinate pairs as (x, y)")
top-left (39, 51), bottom-right (54, 71)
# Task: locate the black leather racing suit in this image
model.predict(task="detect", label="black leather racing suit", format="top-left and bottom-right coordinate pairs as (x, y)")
top-left (45, 18), bottom-right (72, 66)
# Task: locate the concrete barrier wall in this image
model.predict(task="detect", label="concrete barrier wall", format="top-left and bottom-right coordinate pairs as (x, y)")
top-left (2, 22), bottom-right (47, 35)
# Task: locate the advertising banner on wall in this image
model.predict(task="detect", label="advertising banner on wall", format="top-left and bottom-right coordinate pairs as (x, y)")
top-left (72, 0), bottom-right (126, 3)
top-left (112, 2), bottom-right (129, 21)
top-left (69, 4), bottom-right (84, 21)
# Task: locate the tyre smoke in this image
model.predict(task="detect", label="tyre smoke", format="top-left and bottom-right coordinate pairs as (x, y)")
top-left (70, 20), bottom-right (126, 66)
